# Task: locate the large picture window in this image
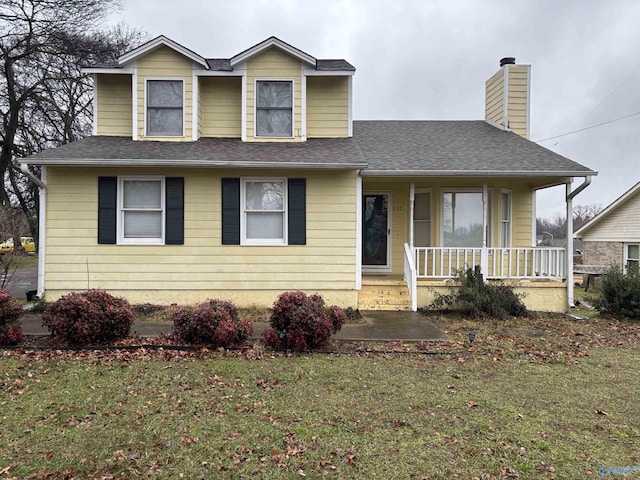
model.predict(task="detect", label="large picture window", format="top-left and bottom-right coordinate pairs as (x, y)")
top-left (119, 177), bottom-right (164, 244)
top-left (146, 79), bottom-right (183, 136)
top-left (256, 81), bottom-right (292, 137)
top-left (241, 178), bottom-right (287, 245)
top-left (442, 191), bottom-right (491, 247)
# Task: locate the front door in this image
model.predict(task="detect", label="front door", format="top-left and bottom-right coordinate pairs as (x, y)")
top-left (363, 193), bottom-right (391, 271)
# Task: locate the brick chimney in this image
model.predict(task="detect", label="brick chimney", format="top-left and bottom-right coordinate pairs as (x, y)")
top-left (485, 57), bottom-right (531, 138)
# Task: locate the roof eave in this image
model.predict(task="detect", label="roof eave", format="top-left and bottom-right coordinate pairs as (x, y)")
top-left (230, 36), bottom-right (316, 67)
top-left (19, 158), bottom-right (367, 170)
top-left (360, 170), bottom-right (598, 177)
top-left (118, 35), bottom-right (208, 68)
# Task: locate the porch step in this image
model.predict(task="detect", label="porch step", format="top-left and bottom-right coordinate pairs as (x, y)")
top-left (358, 277), bottom-right (412, 311)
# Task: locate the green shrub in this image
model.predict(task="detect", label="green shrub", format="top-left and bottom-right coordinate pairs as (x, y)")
top-left (591, 265), bottom-right (640, 319)
top-left (42, 290), bottom-right (134, 345)
top-left (172, 299), bottom-right (253, 347)
top-left (263, 290), bottom-right (346, 351)
top-left (429, 266), bottom-right (528, 319)
top-left (0, 289), bottom-right (23, 345)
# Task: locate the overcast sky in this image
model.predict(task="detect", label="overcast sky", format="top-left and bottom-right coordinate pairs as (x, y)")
top-left (108, 0), bottom-right (640, 220)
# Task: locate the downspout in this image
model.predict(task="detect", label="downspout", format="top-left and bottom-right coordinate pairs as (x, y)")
top-left (20, 163), bottom-right (47, 298)
top-left (566, 176), bottom-right (592, 308)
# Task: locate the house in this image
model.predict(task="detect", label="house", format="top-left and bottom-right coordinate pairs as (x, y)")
top-left (574, 181), bottom-right (640, 271)
top-left (19, 35), bottom-right (597, 312)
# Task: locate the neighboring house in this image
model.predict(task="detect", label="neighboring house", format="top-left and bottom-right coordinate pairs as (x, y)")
top-left (574, 181), bottom-right (640, 271)
top-left (19, 36), bottom-right (596, 312)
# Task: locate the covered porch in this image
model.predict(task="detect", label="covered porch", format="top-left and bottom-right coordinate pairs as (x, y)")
top-left (358, 176), bottom-right (590, 312)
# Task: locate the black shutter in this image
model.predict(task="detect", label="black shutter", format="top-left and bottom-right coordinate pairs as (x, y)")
top-left (288, 178), bottom-right (306, 245)
top-left (221, 178), bottom-right (240, 245)
top-left (98, 177), bottom-right (117, 244)
top-left (165, 177), bottom-right (184, 245)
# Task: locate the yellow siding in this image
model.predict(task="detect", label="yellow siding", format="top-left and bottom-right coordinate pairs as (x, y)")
top-left (506, 65), bottom-right (529, 138)
top-left (245, 47), bottom-right (303, 142)
top-left (485, 69), bottom-right (504, 126)
top-left (44, 167), bottom-right (358, 306)
top-left (200, 77), bottom-right (242, 137)
top-left (307, 76), bottom-right (349, 137)
top-left (96, 75), bottom-right (132, 136)
top-left (136, 45), bottom-right (195, 141)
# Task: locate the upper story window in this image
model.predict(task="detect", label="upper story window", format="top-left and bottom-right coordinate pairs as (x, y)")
top-left (146, 79), bottom-right (184, 136)
top-left (256, 81), bottom-right (292, 137)
top-left (119, 177), bottom-right (164, 244)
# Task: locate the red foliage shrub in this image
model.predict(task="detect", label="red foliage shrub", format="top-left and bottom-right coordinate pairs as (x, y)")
top-left (263, 290), bottom-right (347, 351)
top-left (0, 324), bottom-right (23, 345)
top-left (0, 289), bottom-right (22, 326)
top-left (172, 299), bottom-right (253, 347)
top-left (0, 289), bottom-right (23, 345)
top-left (42, 290), bottom-right (134, 345)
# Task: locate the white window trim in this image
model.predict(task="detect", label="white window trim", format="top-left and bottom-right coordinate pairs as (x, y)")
top-left (414, 188), bottom-right (432, 247)
top-left (624, 243), bottom-right (639, 271)
top-left (254, 79), bottom-right (295, 139)
top-left (500, 188), bottom-right (512, 247)
top-left (240, 177), bottom-right (288, 246)
top-left (144, 77), bottom-right (185, 138)
top-left (117, 176), bottom-right (165, 245)
top-left (441, 188), bottom-right (493, 248)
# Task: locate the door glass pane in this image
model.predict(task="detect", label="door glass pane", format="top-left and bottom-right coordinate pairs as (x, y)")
top-left (363, 194), bottom-right (388, 266)
top-left (415, 192), bottom-right (430, 220)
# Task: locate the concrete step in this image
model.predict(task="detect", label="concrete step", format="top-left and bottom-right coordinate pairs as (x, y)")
top-left (358, 279), bottom-right (412, 311)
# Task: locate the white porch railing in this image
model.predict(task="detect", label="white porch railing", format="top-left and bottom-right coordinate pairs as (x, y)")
top-left (413, 246), bottom-right (566, 279)
top-left (402, 244), bottom-right (566, 311)
top-left (403, 243), bottom-right (418, 311)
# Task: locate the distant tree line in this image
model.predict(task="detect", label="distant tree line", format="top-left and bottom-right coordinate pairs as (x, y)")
top-left (536, 204), bottom-right (603, 240)
top-left (1, 0), bottom-right (145, 245)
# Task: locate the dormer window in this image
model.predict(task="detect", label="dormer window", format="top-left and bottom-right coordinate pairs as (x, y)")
top-left (256, 81), bottom-right (292, 137)
top-left (146, 79), bottom-right (184, 136)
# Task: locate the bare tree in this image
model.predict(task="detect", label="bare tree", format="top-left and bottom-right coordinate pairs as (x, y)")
top-left (0, 204), bottom-right (29, 289)
top-left (1, 0), bottom-right (145, 243)
top-left (536, 203), bottom-right (604, 241)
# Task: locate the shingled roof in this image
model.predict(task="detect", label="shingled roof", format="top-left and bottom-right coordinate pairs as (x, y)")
top-left (22, 121), bottom-right (596, 177)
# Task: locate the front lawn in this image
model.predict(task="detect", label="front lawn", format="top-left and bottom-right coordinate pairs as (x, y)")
top-left (2, 315), bottom-right (640, 478)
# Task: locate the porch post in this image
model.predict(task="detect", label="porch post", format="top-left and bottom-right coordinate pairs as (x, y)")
top-left (409, 183), bottom-right (415, 248)
top-left (566, 181), bottom-right (574, 308)
top-left (355, 172), bottom-right (362, 290)
top-left (481, 183), bottom-right (489, 280)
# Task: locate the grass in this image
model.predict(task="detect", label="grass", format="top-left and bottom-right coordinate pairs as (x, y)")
top-left (2, 315), bottom-right (640, 479)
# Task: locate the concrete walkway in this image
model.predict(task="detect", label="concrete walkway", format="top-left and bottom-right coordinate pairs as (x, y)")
top-left (20, 310), bottom-right (447, 342)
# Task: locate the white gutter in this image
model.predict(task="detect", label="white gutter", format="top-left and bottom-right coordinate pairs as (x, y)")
top-left (565, 176), bottom-right (592, 308)
top-left (20, 163), bottom-right (47, 298)
top-left (362, 170), bottom-right (597, 177)
top-left (18, 159), bottom-right (369, 169)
